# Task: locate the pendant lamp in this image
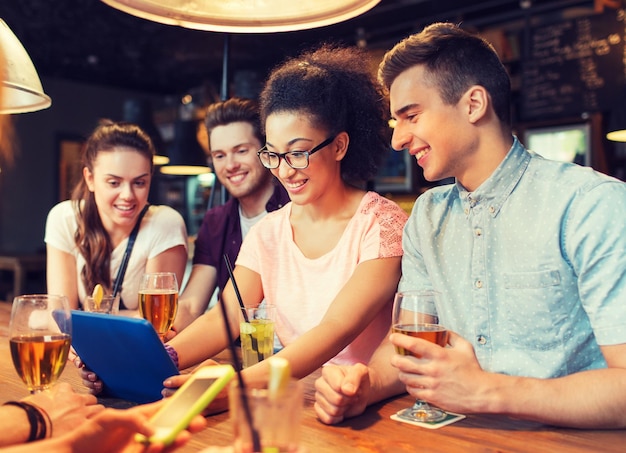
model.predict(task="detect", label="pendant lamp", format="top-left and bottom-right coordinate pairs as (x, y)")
top-left (0, 19), bottom-right (51, 114)
top-left (100, 0), bottom-right (380, 33)
top-left (160, 118), bottom-right (211, 175)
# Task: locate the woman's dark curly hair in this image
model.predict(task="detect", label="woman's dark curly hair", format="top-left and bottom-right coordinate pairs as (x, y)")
top-left (259, 43), bottom-right (389, 183)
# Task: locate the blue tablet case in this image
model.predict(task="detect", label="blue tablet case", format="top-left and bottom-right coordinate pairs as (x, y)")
top-left (70, 310), bottom-right (179, 404)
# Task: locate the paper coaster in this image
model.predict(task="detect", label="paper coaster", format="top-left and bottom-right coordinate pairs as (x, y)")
top-left (391, 409), bottom-right (466, 429)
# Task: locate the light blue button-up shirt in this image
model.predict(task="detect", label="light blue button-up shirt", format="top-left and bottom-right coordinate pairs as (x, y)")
top-left (399, 137), bottom-right (626, 378)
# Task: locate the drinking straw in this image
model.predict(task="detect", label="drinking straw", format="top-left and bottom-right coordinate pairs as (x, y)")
top-left (223, 255), bottom-right (262, 362)
top-left (224, 255), bottom-right (249, 322)
top-left (222, 254), bottom-right (261, 452)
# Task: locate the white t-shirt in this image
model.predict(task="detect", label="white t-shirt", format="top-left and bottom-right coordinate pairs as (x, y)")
top-left (45, 200), bottom-right (187, 311)
top-left (238, 205), bottom-right (268, 239)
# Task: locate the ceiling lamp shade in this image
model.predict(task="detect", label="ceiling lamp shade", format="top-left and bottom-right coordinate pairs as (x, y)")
top-left (100, 0), bottom-right (380, 33)
top-left (160, 119), bottom-right (211, 175)
top-left (0, 19), bottom-right (51, 114)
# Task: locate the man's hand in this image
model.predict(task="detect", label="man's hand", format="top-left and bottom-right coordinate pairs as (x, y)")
top-left (64, 401), bottom-right (207, 453)
top-left (314, 363), bottom-right (371, 425)
top-left (390, 331), bottom-right (486, 414)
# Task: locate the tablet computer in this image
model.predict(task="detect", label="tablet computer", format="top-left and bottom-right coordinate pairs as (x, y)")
top-left (71, 310), bottom-right (179, 403)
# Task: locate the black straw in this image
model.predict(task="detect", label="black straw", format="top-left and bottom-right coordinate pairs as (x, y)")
top-left (224, 255), bottom-right (250, 323)
top-left (224, 255), bottom-right (261, 363)
top-left (222, 254), bottom-right (261, 452)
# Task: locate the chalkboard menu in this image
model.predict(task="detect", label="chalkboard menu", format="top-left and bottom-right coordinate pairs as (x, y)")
top-left (521, 10), bottom-right (625, 121)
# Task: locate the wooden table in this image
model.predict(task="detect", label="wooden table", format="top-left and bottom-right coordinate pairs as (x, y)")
top-left (1, 330), bottom-right (625, 453)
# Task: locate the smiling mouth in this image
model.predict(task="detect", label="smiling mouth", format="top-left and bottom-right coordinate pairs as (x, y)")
top-left (283, 179), bottom-right (307, 190)
top-left (414, 147), bottom-right (430, 160)
top-left (228, 173), bottom-right (247, 184)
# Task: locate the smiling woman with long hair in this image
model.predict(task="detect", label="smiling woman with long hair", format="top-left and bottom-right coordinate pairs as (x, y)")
top-left (44, 120), bottom-right (188, 314)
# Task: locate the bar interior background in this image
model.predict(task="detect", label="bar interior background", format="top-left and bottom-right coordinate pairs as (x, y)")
top-left (0, 0), bottom-right (624, 299)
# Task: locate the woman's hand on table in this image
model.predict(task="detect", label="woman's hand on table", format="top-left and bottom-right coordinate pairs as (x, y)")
top-left (314, 363), bottom-right (371, 425)
top-left (23, 382), bottom-right (104, 437)
top-left (162, 359), bottom-right (229, 415)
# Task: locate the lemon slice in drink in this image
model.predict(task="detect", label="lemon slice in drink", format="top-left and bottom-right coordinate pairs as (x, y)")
top-left (92, 284), bottom-right (104, 311)
top-left (240, 322), bottom-right (256, 335)
top-left (267, 356), bottom-right (291, 398)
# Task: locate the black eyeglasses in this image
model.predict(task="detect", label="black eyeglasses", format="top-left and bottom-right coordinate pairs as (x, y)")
top-left (257, 136), bottom-right (336, 170)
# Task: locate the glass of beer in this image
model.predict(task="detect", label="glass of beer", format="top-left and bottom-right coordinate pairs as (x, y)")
top-left (392, 290), bottom-right (449, 423)
top-left (9, 294), bottom-right (72, 393)
top-left (138, 272), bottom-right (178, 341)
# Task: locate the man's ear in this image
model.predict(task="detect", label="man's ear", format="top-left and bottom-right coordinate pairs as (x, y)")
top-left (465, 85), bottom-right (489, 124)
top-left (334, 131), bottom-right (350, 162)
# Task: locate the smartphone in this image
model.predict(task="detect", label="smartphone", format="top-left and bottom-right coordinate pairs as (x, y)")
top-left (136, 364), bottom-right (235, 445)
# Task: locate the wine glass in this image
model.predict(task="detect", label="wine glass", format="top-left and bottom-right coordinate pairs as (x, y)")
top-left (392, 290), bottom-right (449, 422)
top-left (138, 272), bottom-right (179, 341)
top-left (9, 294), bottom-right (72, 393)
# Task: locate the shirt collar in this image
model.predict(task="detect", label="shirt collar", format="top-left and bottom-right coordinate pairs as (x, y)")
top-left (457, 136), bottom-right (530, 217)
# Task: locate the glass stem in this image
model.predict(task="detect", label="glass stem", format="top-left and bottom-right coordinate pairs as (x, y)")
top-left (412, 399), bottom-right (430, 411)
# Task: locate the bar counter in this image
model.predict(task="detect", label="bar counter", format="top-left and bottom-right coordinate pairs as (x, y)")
top-left (0, 302), bottom-right (625, 452)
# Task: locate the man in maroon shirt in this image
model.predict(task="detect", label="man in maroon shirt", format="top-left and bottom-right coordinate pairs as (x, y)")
top-left (173, 98), bottom-right (289, 331)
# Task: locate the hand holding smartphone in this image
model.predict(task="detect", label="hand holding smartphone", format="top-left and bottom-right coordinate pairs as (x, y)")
top-left (136, 364), bottom-right (235, 445)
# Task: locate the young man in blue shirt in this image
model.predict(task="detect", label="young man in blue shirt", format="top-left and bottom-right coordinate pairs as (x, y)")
top-left (314, 22), bottom-right (626, 429)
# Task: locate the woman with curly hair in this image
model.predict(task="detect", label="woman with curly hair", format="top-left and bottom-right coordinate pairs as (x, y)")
top-left (157, 43), bottom-right (407, 408)
top-left (44, 120), bottom-right (188, 314)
